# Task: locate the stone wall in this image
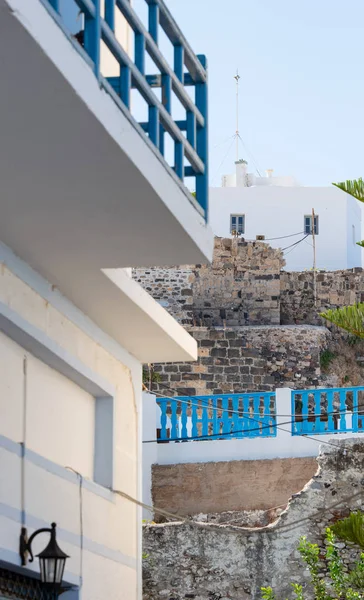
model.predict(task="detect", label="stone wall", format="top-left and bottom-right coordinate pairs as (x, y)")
top-left (134, 238), bottom-right (284, 327)
top-left (152, 325), bottom-right (330, 395)
top-left (152, 457), bottom-right (317, 518)
top-left (280, 268), bottom-right (364, 325)
top-left (134, 238), bottom-right (364, 329)
top-left (143, 440), bottom-right (364, 600)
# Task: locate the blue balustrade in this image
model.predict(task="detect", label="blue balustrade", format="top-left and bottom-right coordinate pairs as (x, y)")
top-left (291, 386), bottom-right (364, 436)
top-left (43, 0), bottom-right (208, 219)
top-left (157, 392), bottom-right (277, 442)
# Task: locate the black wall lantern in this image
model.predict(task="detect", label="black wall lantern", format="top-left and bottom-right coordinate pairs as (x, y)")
top-left (19, 523), bottom-right (69, 592)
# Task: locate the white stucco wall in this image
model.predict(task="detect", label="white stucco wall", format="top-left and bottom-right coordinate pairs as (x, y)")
top-left (142, 390), bottom-right (359, 517)
top-left (209, 186), bottom-right (362, 271)
top-left (0, 260), bottom-right (142, 600)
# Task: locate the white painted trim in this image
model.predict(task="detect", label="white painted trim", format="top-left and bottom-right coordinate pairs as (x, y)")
top-left (6, 0), bottom-right (213, 263)
top-left (0, 301), bottom-right (115, 398)
top-left (0, 434), bottom-right (114, 502)
top-left (0, 240), bottom-right (140, 374)
top-left (0, 300), bottom-right (115, 489)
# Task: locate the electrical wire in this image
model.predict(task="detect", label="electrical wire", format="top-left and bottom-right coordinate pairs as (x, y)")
top-left (237, 133), bottom-right (262, 177)
top-left (143, 386), bottom-right (363, 449)
top-left (66, 467), bottom-right (84, 591)
top-left (211, 137), bottom-right (236, 186)
top-left (147, 381), bottom-right (364, 421)
top-left (254, 231), bottom-right (305, 242)
top-left (113, 486), bottom-right (363, 537)
top-left (282, 234), bottom-right (310, 252)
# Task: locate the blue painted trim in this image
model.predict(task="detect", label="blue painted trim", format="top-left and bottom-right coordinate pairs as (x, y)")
top-left (84, 0), bottom-right (101, 79)
top-left (0, 502), bottom-right (136, 570)
top-left (157, 392), bottom-right (277, 441)
top-left (174, 45), bottom-right (184, 82)
top-left (186, 111), bottom-right (196, 150)
top-left (49, 0), bottom-right (60, 11)
top-left (42, 0), bottom-right (209, 219)
top-left (174, 141), bottom-right (183, 179)
top-left (120, 65), bottom-right (131, 109)
top-left (291, 386), bottom-right (364, 436)
top-left (195, 54), bottom-right (208, 220)
top-left (105, 0), bottom-right (116, 31)
top-left (148, 105), bottom-right (159, 146)
top-left (148, 1), bottom-right (159, 44)
top-left (135, 33), bottom-right (145, 74)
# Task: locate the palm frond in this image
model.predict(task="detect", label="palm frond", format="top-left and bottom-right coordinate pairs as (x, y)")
top-left (320, 304), bottom-right (364, 338)
top-left (357, 240), bottom-right (364, 248)
top-left (333, 178), bottom-right (364, 203)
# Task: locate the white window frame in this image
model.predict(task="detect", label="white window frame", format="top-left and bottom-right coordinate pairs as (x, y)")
top-left (230, 214), bottom-right (245, 235)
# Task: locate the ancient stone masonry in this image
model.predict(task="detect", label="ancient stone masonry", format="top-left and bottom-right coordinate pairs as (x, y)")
top-left (134, 237), bottom-right (284, 327)
top-left (143, 440), bottom-right (364, 600)
top-left (134, 237), bottom-right (364, 393)
top-left (152, 325), bottom-right (330, 394)
top-left (280, 268), bottom-right (364, 325)
top-left (134, 238), bottom-right (364, 328)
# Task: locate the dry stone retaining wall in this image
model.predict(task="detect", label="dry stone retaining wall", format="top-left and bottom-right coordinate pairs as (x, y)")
top-left (134, 238), bottom-right (364, 328)
top-left (143, 440), bottom-right (364, 600)
top-left (280, 268), bottom-right (364, 325)
top-left (152, 325), bottom-right (330, 395)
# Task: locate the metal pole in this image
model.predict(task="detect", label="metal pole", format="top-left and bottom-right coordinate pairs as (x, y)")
top-left (234, 70), bottom-right (240, 162)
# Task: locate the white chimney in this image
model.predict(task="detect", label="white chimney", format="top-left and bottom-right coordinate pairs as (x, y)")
top-left (266, 169), bottom-right (274, 178)
top-left (235, 159), bottom-right (248, 187)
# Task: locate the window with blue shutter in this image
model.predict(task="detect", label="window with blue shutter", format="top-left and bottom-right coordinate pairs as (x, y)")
top-left (304, 215), bottom-right (319, 235)
top-left (230, 214), bottom-right (245, 234)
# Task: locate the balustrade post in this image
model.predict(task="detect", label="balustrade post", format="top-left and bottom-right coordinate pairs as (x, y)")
top-left (275, 388), bottom-right (293, 452)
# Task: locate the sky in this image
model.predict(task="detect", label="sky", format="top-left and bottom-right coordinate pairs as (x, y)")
top-left (62, 0), bottom-right (364, 188)
top-left (158, 0), bottom-right (364, 187)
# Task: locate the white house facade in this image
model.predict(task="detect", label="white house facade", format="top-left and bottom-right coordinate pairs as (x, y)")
top-left (0, 1), bottom-right (213, 599)
top-left (210, 161), bottom-right (362, 272)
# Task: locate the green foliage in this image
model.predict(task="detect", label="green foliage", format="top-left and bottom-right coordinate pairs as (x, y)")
top-left (142, 366), bottom-right (161, 386)
top-left (320, 349), bottom-right (336, 371)
top-left (332, 512), bottom-right (364, 550)
top-left (321, 304), bottom-right (364, 339)
top-left (261, 521), bottom-right (364, 599)
top-left (333, 179), bottom-right (364, 204)
top-left (333, 179), bottom-right (364, 247)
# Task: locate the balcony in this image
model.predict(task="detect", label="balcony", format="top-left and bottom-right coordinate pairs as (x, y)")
top-left (0, 0), bottom-right (213, 361)
top-left (0, 0), bottom-right (213, 271)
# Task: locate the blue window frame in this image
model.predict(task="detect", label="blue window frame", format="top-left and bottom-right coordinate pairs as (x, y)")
top-left (230, 214), bottom-right (245, 235)
top-left (304, 215), bottom-right (319, 235)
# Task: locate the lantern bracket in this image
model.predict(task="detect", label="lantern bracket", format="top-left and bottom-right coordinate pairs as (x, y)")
top-left (20, 523), bottom-right (55, 566)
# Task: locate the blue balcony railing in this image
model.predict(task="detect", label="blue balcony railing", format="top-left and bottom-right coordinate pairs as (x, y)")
top-left (292, 387), bottom-right (364, 436)
top-left (157, 392), bottom-right (277, 442)
top-left (44, 0), bottom-right (208, 219)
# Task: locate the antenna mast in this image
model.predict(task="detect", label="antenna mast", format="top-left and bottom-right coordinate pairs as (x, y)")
top-left (234, 70), bottom-right (240, 162)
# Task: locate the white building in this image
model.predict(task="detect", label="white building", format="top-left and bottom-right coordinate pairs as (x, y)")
top-left (210, 161), bottom-right (362, 271)
top-left (0, 1), bottom-right (212, 599)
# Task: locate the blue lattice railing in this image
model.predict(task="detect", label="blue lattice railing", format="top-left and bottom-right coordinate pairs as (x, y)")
top-left (292, 387), bottom-right (364, 436)
top-left (44, 0), bottom-right (208, 219)
top-left (157, 392), bottom-right (277, 442)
